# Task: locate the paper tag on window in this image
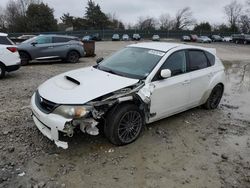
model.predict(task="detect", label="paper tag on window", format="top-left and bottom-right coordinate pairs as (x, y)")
top-left (148, 50), bottom-right (165, 57)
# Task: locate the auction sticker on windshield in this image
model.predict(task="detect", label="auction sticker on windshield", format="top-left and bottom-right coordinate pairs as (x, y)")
top-left (148, 50), bottom-right (165, 57)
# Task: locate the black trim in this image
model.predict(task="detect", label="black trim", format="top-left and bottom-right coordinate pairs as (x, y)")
top-left (65, 76), bottom-right (80, 85)
top-left (5, 64), bottom-right (20, 72)
top-left (35, 91), bottom-right (59, 114)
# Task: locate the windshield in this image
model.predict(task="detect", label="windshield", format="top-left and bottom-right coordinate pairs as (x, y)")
top-left (22, 36), bottom-right (37, 44)
top-left (97, 47), bottom-right (165, 79)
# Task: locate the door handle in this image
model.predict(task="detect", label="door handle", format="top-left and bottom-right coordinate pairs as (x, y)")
top-left (182, 80), bottom-right (190, 85)
top-left (48, 46), bottom-right (54, 49)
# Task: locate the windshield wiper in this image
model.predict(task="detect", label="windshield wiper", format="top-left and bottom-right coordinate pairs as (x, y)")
top-left (97, 66), bottom-right (122, 76)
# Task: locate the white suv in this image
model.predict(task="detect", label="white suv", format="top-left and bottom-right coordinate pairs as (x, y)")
top-left (31, 42), bottom-right (225, 149)
top-left (0, 33), bottom-right (21, 78)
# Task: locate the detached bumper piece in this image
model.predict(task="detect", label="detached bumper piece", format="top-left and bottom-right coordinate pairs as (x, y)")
top-left (32, 114), bottom-right (68, 149)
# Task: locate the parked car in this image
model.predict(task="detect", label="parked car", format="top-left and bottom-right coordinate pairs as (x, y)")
top-left (91, 33), bottom-right (102, 41)
top-left (181, 35), bottom-right (191, 42)
top-left (132, 33), bottom-right (141, 41)
top-left (210, 35), bottom-right (223, 42)
top-left (189, 34), bottom-right (198, 42)
top-left (0, 33), bottom-right (21, 78)
top-left (112, 34), bottom-right (120, 41)
top-left (197, 36), bottom-right (212, 43)
top-left (232, 34), bottom-right (250, 44)
top-left (152, 35), bottom-right (160, 41)
top-left (122, 34), bottom-right (129, 41)
top-left (17, 35), bottom-right (37, 40)
top-left (222, 36), bottom-right (232, 42)
top-left (82, 35), bottom-right (92, 41)
top-left (82, 33), bottom-right (102, 41)
top-left (31, 42), bottom-right (225, 149)
top-left (17, 35), bottom-right (85, 65)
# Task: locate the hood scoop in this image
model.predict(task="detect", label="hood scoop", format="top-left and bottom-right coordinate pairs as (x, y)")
top-left (65, 76), bottom-right (80, 85)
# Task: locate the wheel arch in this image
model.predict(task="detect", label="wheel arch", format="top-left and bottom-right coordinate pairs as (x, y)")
top-left (103, 96), bottom-right (147, 121)
top-left (201, 82), bottom-right (225, 105)
top-left (0, 61), bottom-right (6, 67)
top-left (67, 49), bottom-right (81, 57)
top-left (18, 50), bottom-right (32, 60)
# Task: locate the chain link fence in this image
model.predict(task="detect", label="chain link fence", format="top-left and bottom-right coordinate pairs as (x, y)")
top-left (8, 29), bottom-right (237, 40)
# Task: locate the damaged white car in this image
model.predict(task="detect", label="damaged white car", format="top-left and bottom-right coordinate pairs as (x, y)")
top-left (31, 42), bottom-right (225, 149)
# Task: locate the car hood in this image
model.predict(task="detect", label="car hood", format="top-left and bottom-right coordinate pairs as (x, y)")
top-left (38, 67), bottom-right (139, 104)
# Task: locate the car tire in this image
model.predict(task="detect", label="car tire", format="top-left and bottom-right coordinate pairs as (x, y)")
top-left (203, 84), bottom-right (223, 110)
top-left (66, 51), bottom-right (80, 63)
top-left (0, 64), bottom-right (6, 78)
top-left (104, 103), bottom-right (144, 146)
top-left (19, 51), bottom-right (30, 65)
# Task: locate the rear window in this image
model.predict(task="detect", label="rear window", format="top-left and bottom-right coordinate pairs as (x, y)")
top-left (0, 36), bottom-right (14, 45)
top-left (189, 50), bottom-right (208, 71)
top-left (205, 51), bottom-right (215, 66)
top-left (53, 37), bottom-right (71, 43)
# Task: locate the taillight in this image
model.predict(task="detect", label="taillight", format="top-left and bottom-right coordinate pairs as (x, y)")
top-left (7, 47), bottom-right (17, 53)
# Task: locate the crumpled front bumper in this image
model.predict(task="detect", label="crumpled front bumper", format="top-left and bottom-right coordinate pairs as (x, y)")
top-left (31, 94), bottom-right (71, 149)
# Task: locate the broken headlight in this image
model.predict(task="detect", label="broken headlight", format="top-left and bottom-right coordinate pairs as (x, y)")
top-left (53, 105), bottom-right (91, 119)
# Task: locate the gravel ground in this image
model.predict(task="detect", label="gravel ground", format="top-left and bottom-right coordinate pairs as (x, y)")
top-left (0, 41), bottom-right (250, 188)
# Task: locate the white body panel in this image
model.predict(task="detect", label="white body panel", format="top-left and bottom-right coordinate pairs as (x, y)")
top-left (38, 67), bottom-right (139, 104)
top-left (149, 73), bottom-right (191, 122)
top-left (0, 44), bottom-right (20, 67)
top-left (31, 94), bottom-right (71, 149)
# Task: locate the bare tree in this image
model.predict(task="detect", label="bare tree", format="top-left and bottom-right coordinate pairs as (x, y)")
top-left (0, 6), bottom-right (6, 31)
top-left (4, 0), bottom-right (40, 32)
top-left (239, 14), bottom-right (250, 33)
top-left (173, 7), bottom-right (195, 30)
top-left (224, 0), bottom-right (242, 31)
top-left (159, 13), bottom-right (173, 30)
top-left (5, 0), bottom-right (22, 27)
top-left (136, 16), bottom-right (157, 30)
top-left (18, 0), bottom-right (41, 16)
top-left (247, 0), bottom-right (250, 15)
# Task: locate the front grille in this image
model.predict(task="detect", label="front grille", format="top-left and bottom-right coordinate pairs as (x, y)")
top-left (35, 91), bottom-right (58, 114)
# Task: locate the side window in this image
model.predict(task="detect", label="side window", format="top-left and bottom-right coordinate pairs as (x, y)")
top-left (53, 37), bottom-right (70, 43)
top-left (161, 50), bottom-right (187, 76)
top-left (205, 51), bottom-right (215, 66)
top-left (189, 50), bottom-right (208, 71)
top-left (36, 36), bottom-right (52, 44)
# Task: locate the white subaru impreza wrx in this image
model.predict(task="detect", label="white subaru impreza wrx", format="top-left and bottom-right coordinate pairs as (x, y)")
top-left (31, 42), bottom-right (226, 149)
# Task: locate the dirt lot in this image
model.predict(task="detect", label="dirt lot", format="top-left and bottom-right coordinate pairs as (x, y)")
top-left (0, 41), bottom-right (250, 188)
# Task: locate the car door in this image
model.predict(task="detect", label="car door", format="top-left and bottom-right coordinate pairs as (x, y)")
top-left (52, 36), bottom-right (71, 58)
top-left (31, 36), bottom-right (53, 59)
top-left (187, 50), bottom-right (213, 106)
top-left (149, 50), bottom-right (191, 122)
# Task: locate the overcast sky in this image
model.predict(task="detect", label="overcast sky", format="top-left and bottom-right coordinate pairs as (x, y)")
top-left (0, 0), bottom-right (248, 25)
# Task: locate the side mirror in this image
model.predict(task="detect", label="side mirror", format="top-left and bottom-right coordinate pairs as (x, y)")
top-left (160, 69), bottom-right (171, 79)
top-left (96, 57), bottom-right (104, 64)
top-left (31, 42), bottom-right (37, 46)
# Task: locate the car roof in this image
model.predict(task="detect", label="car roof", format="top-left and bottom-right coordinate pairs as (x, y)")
top-left (0, 32), bottom-right (8, 37)
top-left (39, 34), bottom-right (77, 38)
top-left (128, 42), bottom-right (181, 52)
top-left (128, 42), bottom-right (216, 54)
